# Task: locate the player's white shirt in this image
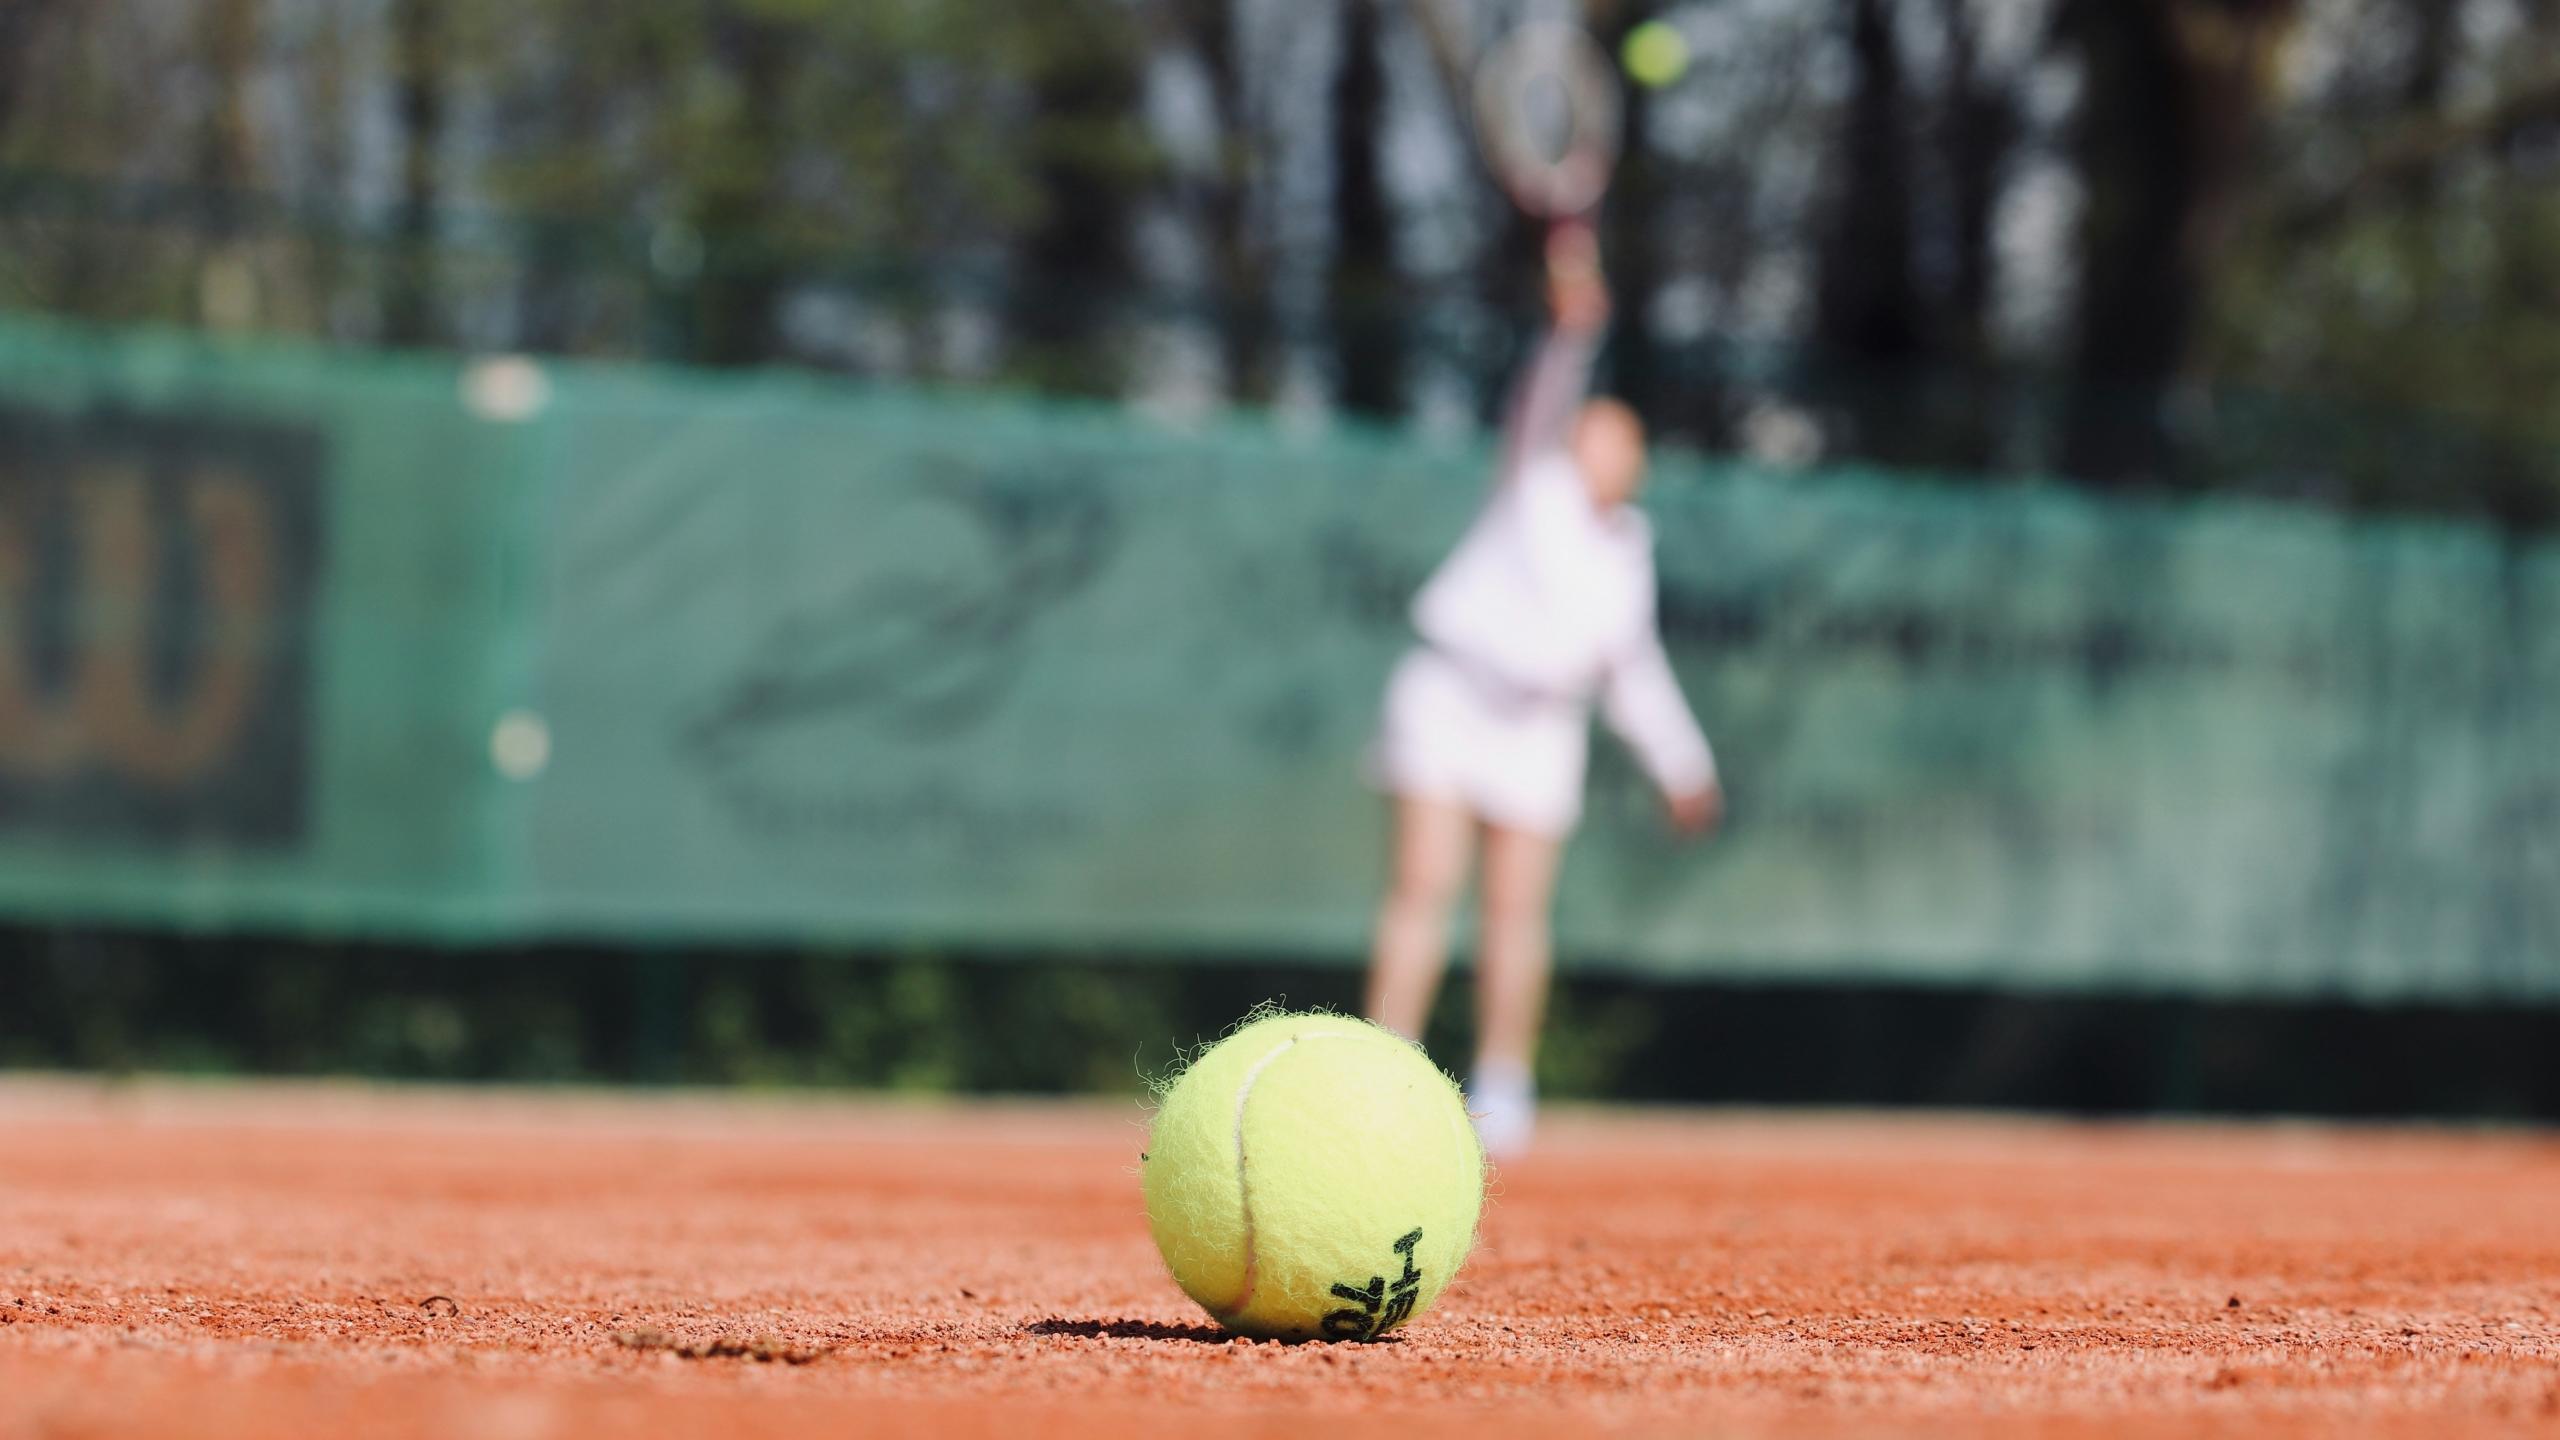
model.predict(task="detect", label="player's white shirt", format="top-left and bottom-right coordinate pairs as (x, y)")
top-left (1406, 329), bottom-right (1716, 799)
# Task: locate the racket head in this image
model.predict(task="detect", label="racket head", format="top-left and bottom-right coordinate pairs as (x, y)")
top-left (1471, 21), bottom-right (1623, 220)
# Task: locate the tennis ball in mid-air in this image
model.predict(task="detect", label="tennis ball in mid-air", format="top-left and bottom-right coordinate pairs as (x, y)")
top-left (1142, 1011), bottom-right (1484, 1341)
top-left (1622, 20), bottom-right (1691, 89)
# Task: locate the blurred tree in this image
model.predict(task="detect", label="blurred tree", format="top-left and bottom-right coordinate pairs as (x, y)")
top-left (1595, 0), bottom-right (1673, 431)
top-left (2209, 3), bottom-right (2560, 521)
top-left (1930, 0), bottom-right (2019, 468)
top-left (491, 0), bottom-right (608, 354)
top-left (0, 8), bottom-right (132, 317)
top-left (1004, 1), bottom-right (1154, 393)
top-left (476, 0), bottom-right (1155, 376)
top-left (1168, 0), bottom-right (1275, 402)
top-left (1806, 0), bottom-right (2023, 468)
top-left (686, 2), bottom-right (796, 366)
top-left (295, 2), bottom-right (355, 341)
top-left (2059, 0), bottom-right (2298, 487)
top-left (484, 0), bottom-right (687, 355)
top-left (1816, 0), bottom-right (1921, 371)
top-left (385, 0), bottom-right (444, 346)
top-left (1329, 0), bottom-right (1402, 415)
top-left (193, 0), bottom-right (263, 332)
top-left (1812, 0), bottom-right (1926, 464)
top-left (0, 1), bottom-right (78, 140)
top-left (1936, 0), bottom-right (2014, 372)
top-left (7, 0), bottom-right (2560, 523)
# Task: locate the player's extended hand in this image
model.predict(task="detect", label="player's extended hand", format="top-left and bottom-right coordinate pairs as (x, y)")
top-left (1664, 782), bottom-right (1723, 839)
top-left (1546, 220), bottom-right (1610, 333)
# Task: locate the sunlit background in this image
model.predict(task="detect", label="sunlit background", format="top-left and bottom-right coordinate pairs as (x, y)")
top-left (0, 0), bottom-right (2553, 1113)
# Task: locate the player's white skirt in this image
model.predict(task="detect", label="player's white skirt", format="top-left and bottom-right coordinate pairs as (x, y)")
top-left (1367, 646), bottom-right (1590, 838)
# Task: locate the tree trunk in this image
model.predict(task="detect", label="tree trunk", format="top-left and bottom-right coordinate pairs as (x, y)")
top-left (385, 0), bottom-right (442, 346)
top-left (1007, 4), bottom-right (1145, 394)
top-left (690, 4), bottom-right (793, 367)
top-left (1180, 0), bottom-right (1273, 404)
top-left (1937, 0), bottom-right (2011, 366)
top-left (303, 3), bottom-right (351, 339)
top-left (1934, 0), bottom-right (2016, 468)
top-left (1813, 0), bottom-right (1924, 463)
top-left (0, 0), bottom-right (75, 137)
top-left (1596, 1), bottom-right (1675, 434)
top-left (2060, 0), bottom-right (2296, 486)
top-left (511, 1), bottom-right (610, 355)
top-left (1327, 0), bottom-right (1402, 416)
top-left (195, 0), bottom-right (263, 331)
top-left (1816, 0), bottom-right (1921, 364)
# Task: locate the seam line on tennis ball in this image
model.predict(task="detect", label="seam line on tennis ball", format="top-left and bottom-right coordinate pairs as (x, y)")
top-left (1217, 1027), bottom-right (1363, 1324)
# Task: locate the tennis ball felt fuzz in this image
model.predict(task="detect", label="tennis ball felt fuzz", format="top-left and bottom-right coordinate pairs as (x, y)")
top-left (1142, 1012), bottom-right (1485, 1341)
top-left (1621, 20), bottom-right (1690, 89)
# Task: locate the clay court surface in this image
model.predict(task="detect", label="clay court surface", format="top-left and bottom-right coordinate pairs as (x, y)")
top-left (2, 1079), bottom-right (2556, 1438)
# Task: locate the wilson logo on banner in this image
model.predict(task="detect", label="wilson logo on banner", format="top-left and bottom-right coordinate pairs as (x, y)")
top-left (0, 408), bottom-right (322, 846)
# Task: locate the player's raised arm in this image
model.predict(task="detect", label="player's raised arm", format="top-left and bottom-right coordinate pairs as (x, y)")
top-left (1495, 222), bottom-right (1611, 483)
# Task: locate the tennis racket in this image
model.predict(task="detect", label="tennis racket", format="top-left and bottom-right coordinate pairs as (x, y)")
top-left (1406, 3), bottom-right (1624, 229)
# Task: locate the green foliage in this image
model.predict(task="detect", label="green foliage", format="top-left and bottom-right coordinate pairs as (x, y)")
top-left (474, 0), bottom-right (1156, 277)
top-left (0, 0), bottom-right (1159, 365)
top-left (0, 939), bottom-right (1365, 1095)
top-left (6, 3), bottom-right (2560, 512)
top-left (5, 939), bottom-right (2556, 1118)
top-left (2211, 193), bottom-right (2560, 519)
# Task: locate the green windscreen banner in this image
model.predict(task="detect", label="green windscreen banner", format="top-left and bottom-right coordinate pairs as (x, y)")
top-left (1, 318), bottom-right (2554, 1001)
top-left (0, 321), bottom-right (532, 937)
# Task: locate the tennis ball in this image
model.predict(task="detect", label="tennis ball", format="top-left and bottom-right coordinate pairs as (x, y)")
top-left (1142, 1011), bottom-right (1485, 1341)
top-left (1621, 20), bottom-right (1690, 89)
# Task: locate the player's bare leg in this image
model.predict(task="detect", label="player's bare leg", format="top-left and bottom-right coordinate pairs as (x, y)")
top-left (1470, 820), bottom-right (1563, 1157)
top-left (1364, 793), bottom-right (1476, 1040)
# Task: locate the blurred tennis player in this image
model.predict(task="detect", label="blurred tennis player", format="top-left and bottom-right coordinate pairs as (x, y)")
top-left (1364, 222), bottom-right (1720, 1158)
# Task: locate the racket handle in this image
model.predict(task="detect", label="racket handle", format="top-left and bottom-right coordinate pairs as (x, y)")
top-left (1544, 219), bottom-right (1610, 332)
top-left (1546, 217), bottom-right (1601, 280)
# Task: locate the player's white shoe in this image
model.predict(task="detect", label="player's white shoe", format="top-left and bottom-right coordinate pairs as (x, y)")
top-left (1466, 1060), bottom-right (1536, 1161)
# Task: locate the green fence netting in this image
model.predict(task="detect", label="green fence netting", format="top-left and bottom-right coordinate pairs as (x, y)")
top-left (0, 320), bottom-right (533, 936)
top-left (1, 317), bottom-right (2553, 1001)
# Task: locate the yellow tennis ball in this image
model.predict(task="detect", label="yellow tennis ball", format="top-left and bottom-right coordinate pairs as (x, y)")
top-left (1142, 1011), bottom-right (1485, 1341)
top-left (1622, 20), bottom-right (1690, 89)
